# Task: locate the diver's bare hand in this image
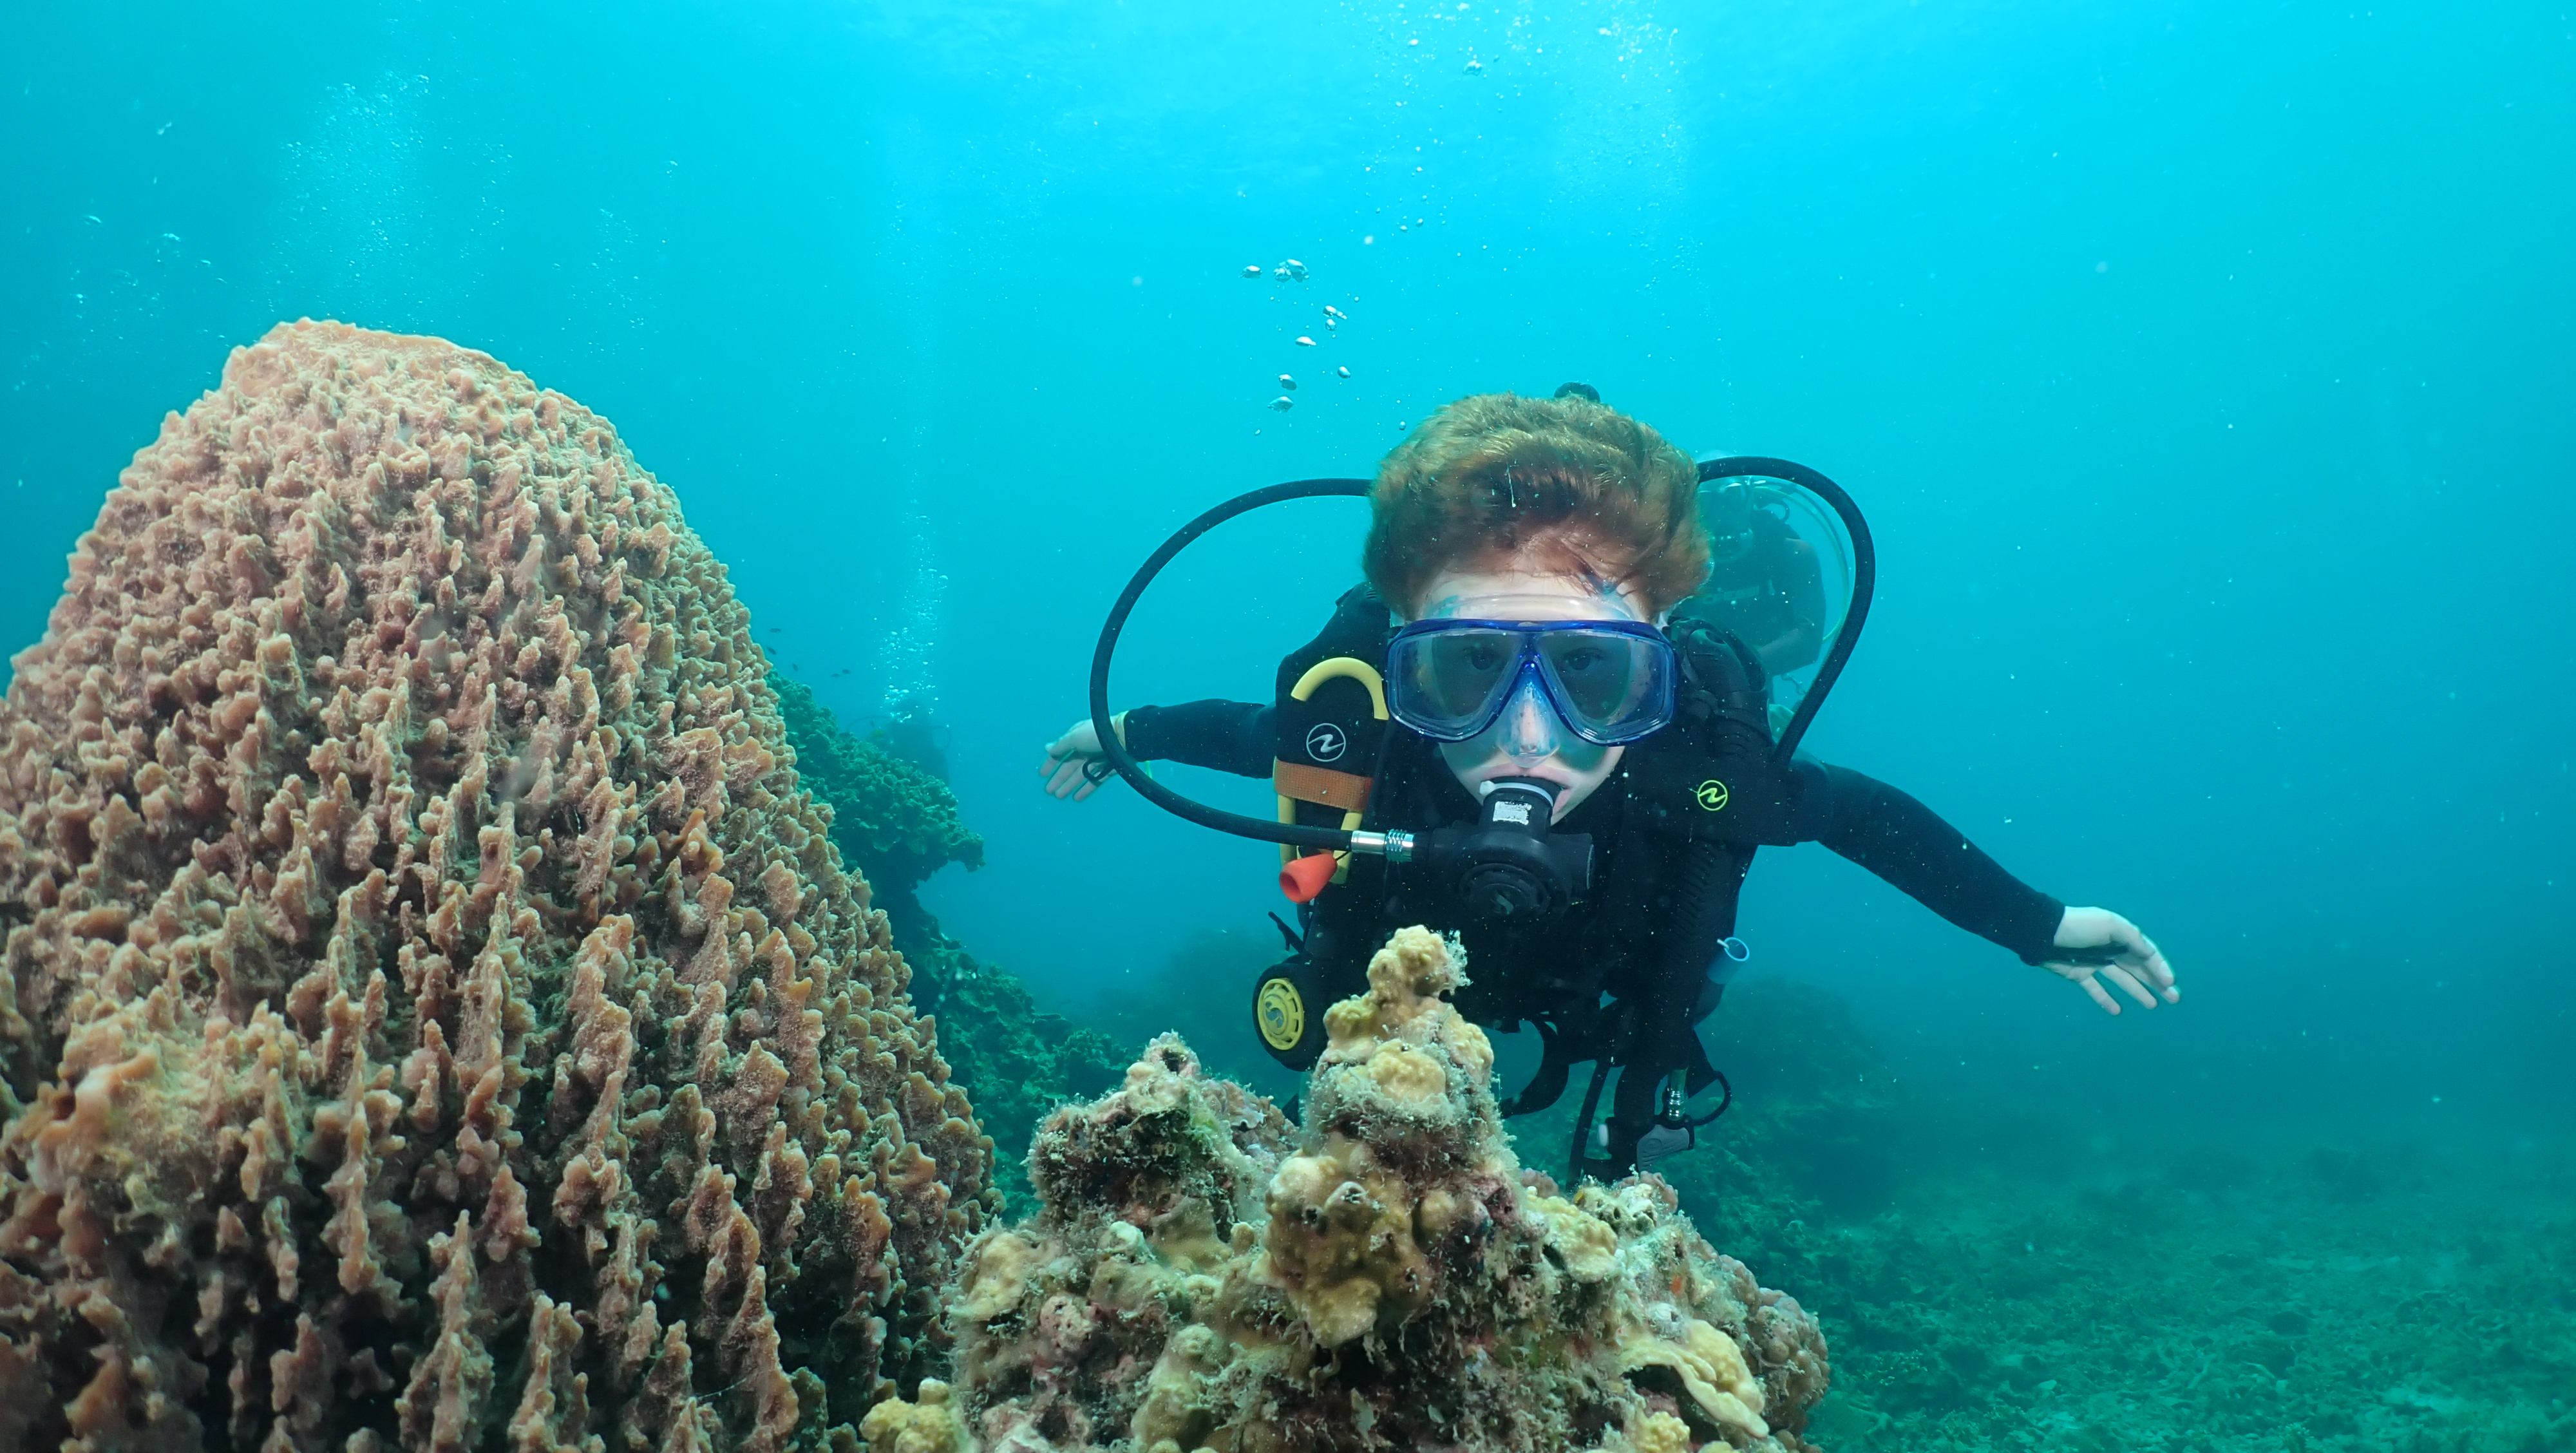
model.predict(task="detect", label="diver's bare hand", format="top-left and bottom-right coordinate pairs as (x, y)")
top-left (1039, 716), bottom-right (1121, 802)
top-left (2043, 907), bottom-right (2179, 1014)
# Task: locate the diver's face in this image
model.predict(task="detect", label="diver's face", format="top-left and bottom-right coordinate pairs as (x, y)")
top-left (1406, 565), bottom-right (1650, 822)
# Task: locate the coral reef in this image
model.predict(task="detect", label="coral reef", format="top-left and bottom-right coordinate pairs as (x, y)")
top-left (772, 674), bottom-right (1121, 1208)
top-left (770, 674), bottom-right (980, 947)
top-left (875, 926), bottom-right (1832, 1452)
top-left (0, 320), bottom-right (994, 1450)
top-left (1761, 1152), bottom-right (2576, 1452)
top-left (1076, 927), bottom-right (1302, 1108)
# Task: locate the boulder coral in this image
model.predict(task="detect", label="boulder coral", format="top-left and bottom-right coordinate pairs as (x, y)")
top-left (0, 321), bottom-right (994, 1450)
top-left (891, 925), bottom-right (1832, 1453)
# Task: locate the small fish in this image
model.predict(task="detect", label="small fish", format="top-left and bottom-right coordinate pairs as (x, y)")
top-left (1278, 374), bottom-right (1297, 390)
top-left (1338, 365), bottom-right (1352, 379)
top-left (1464, 59), bottom-right (1483, 72)
top-left (1242, 263), bottom-right (1262, 278)
top-left (1270, 395), bottom-right (1296, 411)
top-left (1398, 224), bottom-right (1409, 232)
top-left (1294, 335), bottom-right (1316, 347)
top-left (1283, 258), bottom-right (1308, 280)
top-left (1274, 265), bottom-right (1291, 280)
top-left (1324, 304), bottom-right (1347, 319)
top-left (82, 214), bottom-right (101, 225)
top-left (1324, 318), bottom-right (1337, 330)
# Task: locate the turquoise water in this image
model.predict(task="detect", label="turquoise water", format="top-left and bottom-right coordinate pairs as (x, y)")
top-left (5, 1), bottom-right (2571, 1444)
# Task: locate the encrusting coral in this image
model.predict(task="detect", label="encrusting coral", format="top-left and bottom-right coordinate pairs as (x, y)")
top-left (0, 320), bottom-right (996, 1450)
top-left (879, 926), bottom-right (1831, 1453)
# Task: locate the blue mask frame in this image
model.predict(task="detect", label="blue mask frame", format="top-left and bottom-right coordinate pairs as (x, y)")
top-left (1387, 618), bottom-right (1679, 746)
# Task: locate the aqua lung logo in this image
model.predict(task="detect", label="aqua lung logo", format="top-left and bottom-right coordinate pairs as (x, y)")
top-left (1694, 779), bottom-right (1730, 812)
top-left (1305, 723), bottom-right (1348, 763)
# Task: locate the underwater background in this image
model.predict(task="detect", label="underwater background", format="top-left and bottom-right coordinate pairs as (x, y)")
top-left (4, 0), bottom-right (2571, 1446)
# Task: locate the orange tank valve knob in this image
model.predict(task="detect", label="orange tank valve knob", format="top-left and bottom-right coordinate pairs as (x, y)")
top-left (1280, 852), bottom-right (1338, 903)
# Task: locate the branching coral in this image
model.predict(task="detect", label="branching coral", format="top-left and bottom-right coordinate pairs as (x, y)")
top-left (0, 320), bottom-right (994, 1450)
top-left (881, 926), bottom-right (1832, 1453)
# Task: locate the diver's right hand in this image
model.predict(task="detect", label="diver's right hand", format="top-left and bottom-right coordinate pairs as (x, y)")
top-left (1039, 715), bottom-right (1123, 801)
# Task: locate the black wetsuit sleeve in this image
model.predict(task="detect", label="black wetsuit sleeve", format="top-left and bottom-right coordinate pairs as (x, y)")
top-left (1798, 762), bottom-right (2066, 964)
top-left (1121, 700), bottom-right (1275, 777)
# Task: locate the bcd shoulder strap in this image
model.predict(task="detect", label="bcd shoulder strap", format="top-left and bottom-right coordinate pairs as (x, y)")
top-left (1624, 621), bottom-right (1806, 847)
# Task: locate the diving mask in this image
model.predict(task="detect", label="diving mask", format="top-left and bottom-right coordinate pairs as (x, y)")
top-left (1387, 618), bottom-right (1678, 746)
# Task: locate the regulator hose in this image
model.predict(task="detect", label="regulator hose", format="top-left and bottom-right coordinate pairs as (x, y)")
top-left (1087, 478), bottom-right (1375, 851)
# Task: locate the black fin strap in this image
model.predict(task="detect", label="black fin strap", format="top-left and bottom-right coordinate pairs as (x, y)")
top-left (1496, 1020), bottom-right (1571, 1118)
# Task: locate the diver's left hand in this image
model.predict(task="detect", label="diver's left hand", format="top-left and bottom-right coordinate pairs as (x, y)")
top-left (2044, 907), bottom-right (2179, 1014)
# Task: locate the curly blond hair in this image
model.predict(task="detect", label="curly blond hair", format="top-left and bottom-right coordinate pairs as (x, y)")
top-left (1361, 392), bottom-right (1708, 617)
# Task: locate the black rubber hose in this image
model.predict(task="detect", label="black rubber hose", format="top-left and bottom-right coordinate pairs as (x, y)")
top-left (1088, 478), bottom-right (1375, 850)
top-left (1695, 456), bottom-right (1877, 763)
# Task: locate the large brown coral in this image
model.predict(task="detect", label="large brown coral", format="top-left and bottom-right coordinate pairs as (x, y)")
top-left (0, 321), bottom-right (995, 1450)
top-left (902, 926), bottom-right (1832, 1453)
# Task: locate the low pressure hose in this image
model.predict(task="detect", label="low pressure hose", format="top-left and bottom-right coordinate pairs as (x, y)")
top-left (1086, 478), bottom-right (1412, 857)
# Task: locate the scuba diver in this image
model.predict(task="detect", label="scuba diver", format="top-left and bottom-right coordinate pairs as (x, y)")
top-left (1039, 389), bottom-right (2177, 1179)
top-left (1676, 475), bottom-right (1828, 680)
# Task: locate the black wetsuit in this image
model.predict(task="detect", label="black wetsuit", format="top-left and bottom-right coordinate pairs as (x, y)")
top-left (1119, 586), bottom-right (2064, 1168)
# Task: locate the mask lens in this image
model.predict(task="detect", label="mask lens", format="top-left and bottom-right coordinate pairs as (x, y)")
top-left (1393, 627), bottom-right (1525, 737)
top-left (1536, 627), bottom-right (1673, 742)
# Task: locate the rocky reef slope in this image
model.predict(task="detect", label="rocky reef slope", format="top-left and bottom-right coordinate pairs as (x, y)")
top-left (868, 926), bottom-right (1832, 1453)
top-left (0, 321), bottom-right (992, 1450)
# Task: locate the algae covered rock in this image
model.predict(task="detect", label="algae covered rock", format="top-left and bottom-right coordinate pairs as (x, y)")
top-left (882, 926), bottom-right (1832, 1452)
top-left (0, 321), bottom-right (994, 1450)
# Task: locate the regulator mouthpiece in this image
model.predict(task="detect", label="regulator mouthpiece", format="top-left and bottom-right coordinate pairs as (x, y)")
top-left (1428, 776), bottom-right (1593, 921)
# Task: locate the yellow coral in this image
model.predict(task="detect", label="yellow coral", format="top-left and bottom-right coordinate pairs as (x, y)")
top-left (957, 1231), bottom-right (1045, 1322)
top-left (1260, 1137), bottom-right (1425, 1345)
top-left (860, 1379), bottom-right (977, 1453)
top-left (1619, 1315), bottom-right (1770, 1440)
top-left (1530, 1193), bottom-right (1623, 1282)
top-left (1361, 1041), bottom-right (1450, 1102)
top-left (1322, 926), bottom-right (1477, 1066)
top-left (1629, 1410), bottom-right (1693, 1453)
